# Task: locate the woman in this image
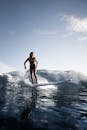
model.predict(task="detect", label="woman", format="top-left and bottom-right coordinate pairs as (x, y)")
top-left (24, 52), bottom-right (38, 84)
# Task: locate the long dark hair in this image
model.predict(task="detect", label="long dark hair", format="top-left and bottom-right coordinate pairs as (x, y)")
top-left (29, 52), bottom-right (34, 58)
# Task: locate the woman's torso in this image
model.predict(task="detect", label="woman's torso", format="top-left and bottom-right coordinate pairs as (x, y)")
top-left (29, 57), bottom-right (35, 65)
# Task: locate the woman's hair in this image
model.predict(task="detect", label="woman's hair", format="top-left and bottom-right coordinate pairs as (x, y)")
top-left (29, 52), bottom-right (34, 58)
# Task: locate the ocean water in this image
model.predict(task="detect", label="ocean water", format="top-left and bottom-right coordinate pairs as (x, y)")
top-left (0, 70), bottom-right (87, 130)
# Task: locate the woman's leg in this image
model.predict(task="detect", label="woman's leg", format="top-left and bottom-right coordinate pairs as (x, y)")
top-left (34, 67), bottom-right (37, 83)
top-left (30, 69), bottom-right (34, 83)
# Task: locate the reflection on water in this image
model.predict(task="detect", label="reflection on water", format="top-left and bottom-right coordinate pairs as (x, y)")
top-left (0, 79), bottom-right (87, 130)
top-left (37, 85), bottom-right (57, 108)
top-left (21, 86), bottom-right (37, 120)
top-left (31, 81), bottom-right (87, 130)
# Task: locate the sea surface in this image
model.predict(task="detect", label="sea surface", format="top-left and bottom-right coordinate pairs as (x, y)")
top-left (0, 70), bottom-right (87, 130)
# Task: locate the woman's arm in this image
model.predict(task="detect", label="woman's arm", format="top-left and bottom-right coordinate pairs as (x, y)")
top-left (24, 58), bottom-right (29, 69)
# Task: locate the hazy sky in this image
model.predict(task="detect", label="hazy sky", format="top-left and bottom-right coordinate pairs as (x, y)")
top-left (0, 0), bottom-right (87, 75)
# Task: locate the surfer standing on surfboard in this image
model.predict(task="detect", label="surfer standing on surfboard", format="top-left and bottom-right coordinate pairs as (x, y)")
top-left (24, 52), bottom-right (38, 84)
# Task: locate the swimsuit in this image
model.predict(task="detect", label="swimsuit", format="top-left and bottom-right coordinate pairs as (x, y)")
top-left (29, 58), bottom-right (35, 70)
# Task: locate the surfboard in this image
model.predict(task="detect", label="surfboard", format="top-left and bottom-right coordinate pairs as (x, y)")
top-left (32, 79), bottom-right (71, 87)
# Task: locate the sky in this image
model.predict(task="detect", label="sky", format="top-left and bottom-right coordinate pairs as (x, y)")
top-left (0, 0), bottom-right (87, 75)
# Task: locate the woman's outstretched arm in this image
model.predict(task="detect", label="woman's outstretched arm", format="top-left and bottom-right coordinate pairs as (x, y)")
top-left (24, 58), bottom-right (29, 69)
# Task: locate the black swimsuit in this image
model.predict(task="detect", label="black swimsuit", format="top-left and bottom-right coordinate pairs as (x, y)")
top-left (29, 58), bottom-right (35, 70)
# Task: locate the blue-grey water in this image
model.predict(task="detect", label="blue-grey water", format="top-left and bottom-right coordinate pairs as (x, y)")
top-left (0, 70), bottom-right (87, 130)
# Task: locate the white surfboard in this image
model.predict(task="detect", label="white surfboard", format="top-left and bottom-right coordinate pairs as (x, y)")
top-left (32, 79), bottom-right (71, 87)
